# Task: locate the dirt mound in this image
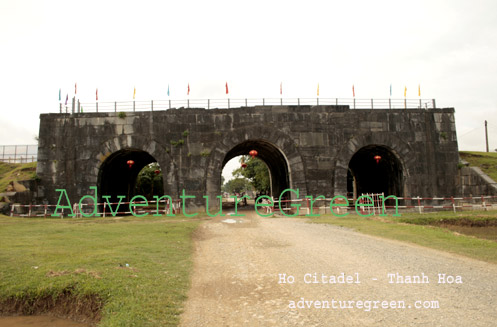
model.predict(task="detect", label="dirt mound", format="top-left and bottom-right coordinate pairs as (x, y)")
top-left (0, 288), bottom-right (103, 326)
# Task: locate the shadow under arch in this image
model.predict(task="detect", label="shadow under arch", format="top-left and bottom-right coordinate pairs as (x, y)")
top-left (347, 145), bottom-right (404, 199)
top-left (97, 148), bottom-right (159, 204)
top-left (88, 135), bottom-right (179, 205)
top-left (205, 127), bottom-right (307, 201)
top-left (334, 132), bottom-right (414, 198)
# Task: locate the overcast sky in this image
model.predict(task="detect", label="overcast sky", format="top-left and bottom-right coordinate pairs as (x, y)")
top-left (1, 0), bottom-right (496, 180)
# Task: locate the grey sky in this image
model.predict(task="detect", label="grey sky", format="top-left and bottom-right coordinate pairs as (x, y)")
top-left (1, 0), bottom-right (496, 175)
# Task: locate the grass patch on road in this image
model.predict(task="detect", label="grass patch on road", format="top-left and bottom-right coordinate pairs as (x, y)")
top-left (311, 211), bottom-right (497, 264)
top-left (0, 214), bottom-right (200, 326)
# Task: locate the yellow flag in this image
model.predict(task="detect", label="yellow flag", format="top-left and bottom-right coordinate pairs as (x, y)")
top-left (133, 87), bottom-right (136, 99)
top-left (418, 84), bottom-right (421, 97)
top-left (317, 83), bottom-right (320, 96)
top-left (404, 86), bottom-right (407, 97)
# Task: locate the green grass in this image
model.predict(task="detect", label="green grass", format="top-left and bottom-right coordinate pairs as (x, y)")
top-left (0, 214), bottom-right (201, 326)
top-left (0, 161), bottom-right (37, 192)
top-left (310, 211), bottom-right (497, 264)
top-left (460, 151), bottom-right (497, 181)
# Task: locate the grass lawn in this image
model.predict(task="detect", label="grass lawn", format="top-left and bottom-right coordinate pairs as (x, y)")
top-left (310, 210), bottom-right (497, 264)
top-left (0, 214), bottom-right (201, 326)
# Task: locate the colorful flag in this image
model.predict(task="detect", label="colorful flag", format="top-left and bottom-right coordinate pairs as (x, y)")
top-left (75, 83), bottom-right (77, 95)
top-left (96, 88), bottom-right (98, 101)
top-left (280, 82), bottom-right (282, 95)
top-left (352, 85), bottom-right (355, 97)
top-left (59, 88), bottom-right (61, 101)
top-left (226, 82), bottom-right (229, 95)
top-left (167, 84), bottom-right (170, 97)
top-left (188, 83), bottom-right (190, 95)
top-left (418, 84), bottom-right (421, 97)
top-left (404, 86), bottom-right (407, 97)
top-left (133, 87), bottom-right (136, 99)
top-left (65, 94), bottom-right (68, 105)
top-left (317, 83), bottom-right (320, 96)
top-left (390, 84), bottom-right (392, 97)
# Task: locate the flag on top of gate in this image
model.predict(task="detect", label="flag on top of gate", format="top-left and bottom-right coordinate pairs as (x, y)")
top-left (280, 82), bottom-right (282, 95)
top-left (65, 94), bottom-right (68, 105)
top-left (96, 88), bottom-right (98, 101)
top-left (418, 84), bottom-right (421, 97)
top-left (404, 86), bottom-right (407, 97)
top-left (133, 87), bottom-right (136, 99)
top-left (317, 83), bottom-right (320, 96)
top-left (390, 84), bottom-right (392, 97)
top-left (352, 84), bottom-right (355, 97)
top-left (59, 88), bottom-right (61, 101)
top-left (188, 83), bottom-right (190, 95)
top-left (75, 83), bottom-right (77, 95)
top-left (226, 82), bottom-right (229, 95)
top-left (167, 84), bottom-right (170, 97)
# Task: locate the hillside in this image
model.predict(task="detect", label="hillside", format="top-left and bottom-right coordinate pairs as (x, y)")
top-left (459, 151), bottom-right (497, 182)
top-left (0, 161), bottom-right (37, 192)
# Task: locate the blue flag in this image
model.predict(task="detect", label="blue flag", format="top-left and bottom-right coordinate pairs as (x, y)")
top-left (167, 84), bottom-right (170, 97)
top-left (390, 84), bottom-right (392, 97)
top-left (59, 88), bottom-right (61, 101)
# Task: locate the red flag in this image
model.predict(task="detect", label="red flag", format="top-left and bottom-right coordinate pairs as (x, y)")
top-left (96, 88), bottom-right (98, 101)
top-left (352, 85), bottom-right (355, 97)
top-left (188, 83), bottom-right (190, 95)
top-left (226, 82), bottom-right (229, 95)
top-left (75, 83), bottom-right (77, 94)
top-left (280, 82), bottom-right (282, 95)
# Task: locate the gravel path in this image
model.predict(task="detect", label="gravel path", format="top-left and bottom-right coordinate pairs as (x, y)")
top-left (179, 212), bottom-right (497, 326)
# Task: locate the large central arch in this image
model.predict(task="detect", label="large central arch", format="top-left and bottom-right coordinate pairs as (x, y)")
top-left (222, 140), bottom-right (290, 198)
top-left (205, 126), bottom-right (307, 202)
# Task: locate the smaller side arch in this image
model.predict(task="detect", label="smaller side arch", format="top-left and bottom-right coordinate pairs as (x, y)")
top-left (87, 135), bottom-right (179, 201)
top-left (334, 132), bottom-right (415, 197)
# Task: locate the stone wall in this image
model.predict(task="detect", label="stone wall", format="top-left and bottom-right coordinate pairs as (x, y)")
top-left (35, 105), bottom-right (461, 207)
top-left (458, 165), bottom-right (497, 197)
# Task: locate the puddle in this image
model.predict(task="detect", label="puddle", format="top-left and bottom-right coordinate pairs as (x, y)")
top-left (221, 218), bottom-right (241, 224)
top-left (0, 316), bottom-right (89, 327)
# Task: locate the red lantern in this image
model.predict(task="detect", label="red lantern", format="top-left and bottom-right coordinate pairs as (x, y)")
top-left (249, 150), bottom-right (258, 159)
top-left (154, 169), bottom-right (161, 175)
top-left (374, 155), bottom-right (381, 164)
top-left (127, 160), bottom-right (135, 169)
top-left (241, 162), bottom-right (247, 169)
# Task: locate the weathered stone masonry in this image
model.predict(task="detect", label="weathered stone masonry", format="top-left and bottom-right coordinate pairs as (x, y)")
top-left (35, 105), bottom-right (460, 207)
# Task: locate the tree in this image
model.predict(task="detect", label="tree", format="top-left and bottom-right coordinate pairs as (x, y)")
top-left (222, 177), bottom-right (253, 194)
top-left (134, 162), bottom-right (164, 199)
top-left (232, 156), bottom-right (270, 194)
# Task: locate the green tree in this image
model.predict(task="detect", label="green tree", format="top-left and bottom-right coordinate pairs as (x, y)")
top-left (232, 156), bottom-right (270, 194)
top-left (222, 177), bottom-right (252, 194)
top-left (135, 162), bottom-right (164, 199)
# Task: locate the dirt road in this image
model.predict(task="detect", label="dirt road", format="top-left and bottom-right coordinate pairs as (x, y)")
top-left (179, 211), bottom-right (497, 326)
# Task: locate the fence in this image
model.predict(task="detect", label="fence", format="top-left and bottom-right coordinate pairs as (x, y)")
top-left (9, 194), bottom-right (497, 218)
top-left (274, 195), bottom-right (497, 215)
top-left (10, 198), bottom-right (183, 218)
top-left (0, 145), bottom-right (38, 164)
top-left (60, 97), bottom-right (437, 114)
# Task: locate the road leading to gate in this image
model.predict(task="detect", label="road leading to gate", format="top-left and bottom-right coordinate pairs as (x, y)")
top-left (179, 212), bottom-right (497, 327)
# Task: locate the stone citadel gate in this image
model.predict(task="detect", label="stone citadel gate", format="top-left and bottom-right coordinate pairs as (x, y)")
top-left (35, 104), bottom-right (460, 209)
